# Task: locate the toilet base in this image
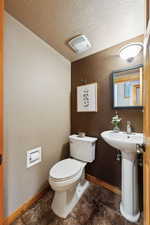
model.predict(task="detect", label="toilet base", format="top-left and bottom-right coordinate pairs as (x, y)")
top-left (51, 180), bottom-right (89, 218)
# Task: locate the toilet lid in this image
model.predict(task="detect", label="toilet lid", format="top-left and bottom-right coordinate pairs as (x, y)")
top-left (49, 158), bottom-right (85, 180)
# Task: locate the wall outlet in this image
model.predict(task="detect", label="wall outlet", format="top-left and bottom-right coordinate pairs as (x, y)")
top-left (27, 147), bottom-right (42, 168)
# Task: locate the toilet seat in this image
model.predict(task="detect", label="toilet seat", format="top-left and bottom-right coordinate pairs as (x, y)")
top-left (49, 158), bottom-right (86, 182)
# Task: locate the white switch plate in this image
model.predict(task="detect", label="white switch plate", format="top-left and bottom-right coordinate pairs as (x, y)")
top-left (27, 147), bottom-right (42, 168)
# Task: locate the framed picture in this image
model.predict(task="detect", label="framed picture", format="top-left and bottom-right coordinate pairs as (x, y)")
top-left (77, 83), bottom-right (97, 112)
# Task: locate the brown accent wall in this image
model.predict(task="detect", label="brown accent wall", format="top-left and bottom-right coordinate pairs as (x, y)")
top-left (71, 35), bottom-right (143, 188)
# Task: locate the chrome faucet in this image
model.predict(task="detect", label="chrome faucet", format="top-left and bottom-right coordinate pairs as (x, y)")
top-left (126, 121), bottom-right (132, 134)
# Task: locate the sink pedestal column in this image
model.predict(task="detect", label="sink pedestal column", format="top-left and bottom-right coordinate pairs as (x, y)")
top-left (120, 152), bottom-right (140, 223)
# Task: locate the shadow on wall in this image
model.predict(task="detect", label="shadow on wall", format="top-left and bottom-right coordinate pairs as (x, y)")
top-left (60, 143), bottom-right (70, 160)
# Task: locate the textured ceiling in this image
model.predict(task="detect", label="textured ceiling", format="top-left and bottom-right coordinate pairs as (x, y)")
top-left (5, 0), bottom-right (144, 62)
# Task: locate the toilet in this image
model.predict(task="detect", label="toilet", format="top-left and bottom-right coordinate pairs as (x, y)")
top-left (49, 134), bottom-right (97, 218)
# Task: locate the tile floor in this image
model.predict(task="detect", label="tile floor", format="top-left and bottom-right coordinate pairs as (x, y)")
top-left (12, 183), bottom-right (143, 225)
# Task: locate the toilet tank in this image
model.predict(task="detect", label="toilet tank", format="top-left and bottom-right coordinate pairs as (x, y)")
top-left (69, 135), bottom-right (97, 162)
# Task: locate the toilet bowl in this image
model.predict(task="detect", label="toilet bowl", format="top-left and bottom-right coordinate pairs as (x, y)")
top-left (49, 135), bottom-right (97, 218)
top-left (49, 158), bottom-right (88, 218)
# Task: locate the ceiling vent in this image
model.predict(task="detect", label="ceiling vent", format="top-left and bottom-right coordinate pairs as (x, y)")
top-left (68, 35), bottom-right (91, 54)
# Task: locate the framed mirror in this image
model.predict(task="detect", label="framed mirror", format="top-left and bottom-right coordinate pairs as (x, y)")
top-left (112, 64), bottom-right (143, 109)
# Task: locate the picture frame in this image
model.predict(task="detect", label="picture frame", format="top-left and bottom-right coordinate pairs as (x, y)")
top-left (77, 83), bottom-right (97, 112)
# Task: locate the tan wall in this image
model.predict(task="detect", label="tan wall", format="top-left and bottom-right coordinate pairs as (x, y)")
top-left (4, 13), bottom-right (71, 217)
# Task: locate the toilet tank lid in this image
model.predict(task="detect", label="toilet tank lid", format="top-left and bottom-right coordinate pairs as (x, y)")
top-left (69, 134), bottom-right (97, 143)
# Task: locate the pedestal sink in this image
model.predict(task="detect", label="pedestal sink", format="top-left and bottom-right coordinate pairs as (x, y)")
top-left (101, 130), bottom-right (143, 223)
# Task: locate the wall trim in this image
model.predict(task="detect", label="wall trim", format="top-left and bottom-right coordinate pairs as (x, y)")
top-left (86, 174), bottom-right (121, 195)
top-left (3, 185), bottom-right (49, 225)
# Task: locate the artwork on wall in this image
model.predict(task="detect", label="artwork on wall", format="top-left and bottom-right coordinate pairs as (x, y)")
top-left (77, 83), bottom-right (97, 112)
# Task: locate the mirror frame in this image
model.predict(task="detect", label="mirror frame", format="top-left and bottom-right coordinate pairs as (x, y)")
top-left (112, 64), bottom-right (143, 109)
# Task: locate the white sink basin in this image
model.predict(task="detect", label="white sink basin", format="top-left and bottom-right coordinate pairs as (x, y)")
top-left (101, 130), bottom-right (143, 154)
top-left (101, 130), bottom-right (144, 223)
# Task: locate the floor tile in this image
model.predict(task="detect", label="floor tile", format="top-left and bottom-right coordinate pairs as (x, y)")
top-left (47, 183), bottom-right (143, 225)
top-left (57, 216), bottom-right (80, 225)
top-left (83, 183), bottom-right (120, 212)
top-left (39, 191), bottom-right (54, 216)
top-left (70, 194), bottom-right (97, 224)
top-left (11, 183), bottom-right (143, 225)
top-left (22, 207), bottom-right (39, 225)
top-left (11, 218), bottom-right (25, 225)
top-left (86, 204), bottom-right (126, 225)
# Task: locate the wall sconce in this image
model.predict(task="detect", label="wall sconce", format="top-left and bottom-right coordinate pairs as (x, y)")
top-left (119, 42), bottom-right (143, 62)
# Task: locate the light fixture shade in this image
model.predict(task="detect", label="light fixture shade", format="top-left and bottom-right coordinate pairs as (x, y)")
top-left (119, 42), bottom-right (143, 61)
